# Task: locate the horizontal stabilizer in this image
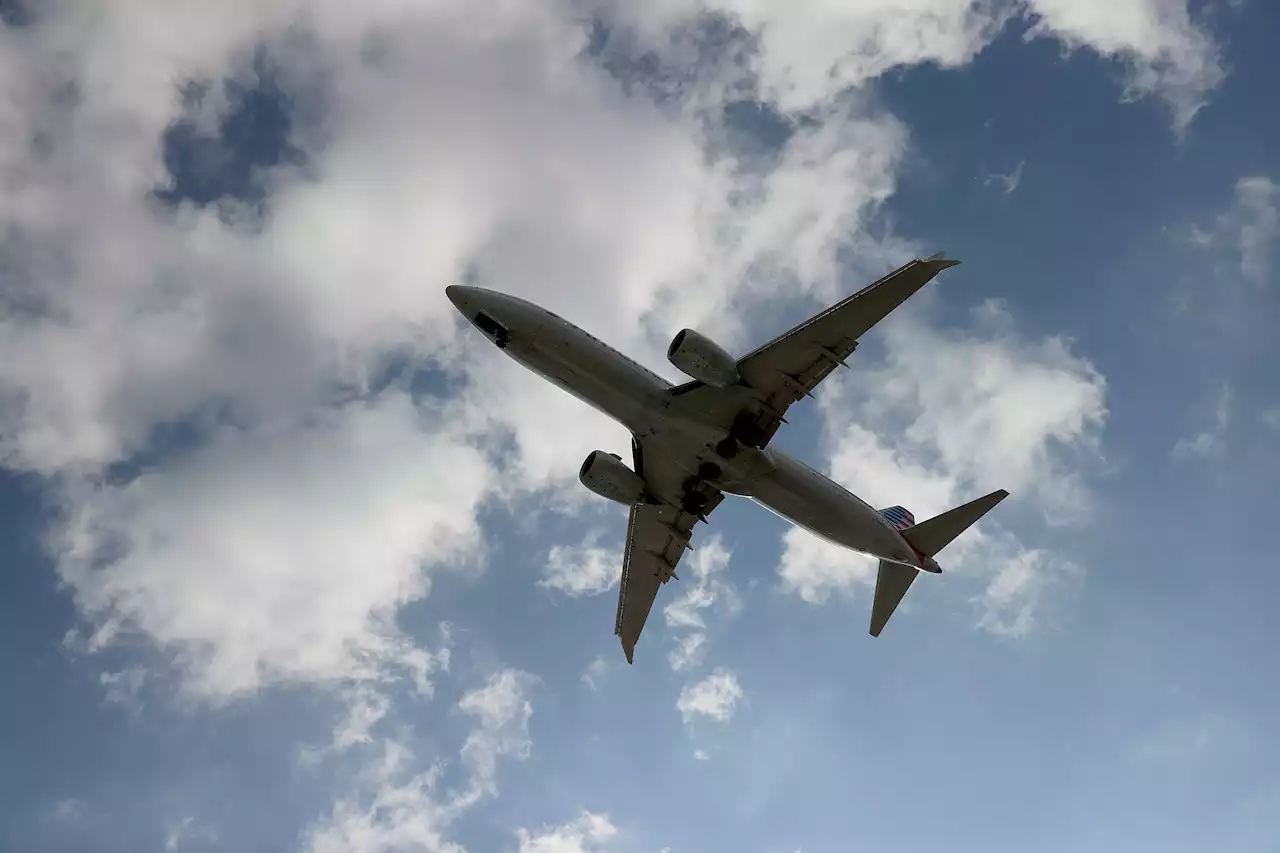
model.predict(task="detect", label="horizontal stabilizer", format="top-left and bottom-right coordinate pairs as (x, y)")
top-left (901, 489), bottom-right (1009, 558)
top-left (870, 560), bottom-right (918, 637)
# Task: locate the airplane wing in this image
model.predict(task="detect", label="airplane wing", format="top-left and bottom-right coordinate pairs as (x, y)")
top-left (614, 435), bottom-right (724, 664)
top-left (669, 255), bottom-right (959, 448)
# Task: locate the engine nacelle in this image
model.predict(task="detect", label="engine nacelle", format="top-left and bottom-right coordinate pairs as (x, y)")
top-left (667, 329), bottom-right (739, 387)
top-left (578, 450), bottom-right (647, 506)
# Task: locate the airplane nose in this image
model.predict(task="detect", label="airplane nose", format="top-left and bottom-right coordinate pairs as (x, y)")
top-left (445, 284), bottom-right (469, 313)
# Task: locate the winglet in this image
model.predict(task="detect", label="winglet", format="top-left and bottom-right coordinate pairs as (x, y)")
top-left (925, 251), bottom-right (961, 270)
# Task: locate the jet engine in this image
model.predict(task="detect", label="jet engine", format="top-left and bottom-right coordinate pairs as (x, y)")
top-left (579, 450), bottom-right (647, 506)
top-left (667, 329), bottom-right (739, 387)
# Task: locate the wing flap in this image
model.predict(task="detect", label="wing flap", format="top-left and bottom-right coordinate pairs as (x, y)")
top-left (737, 256), bottom-right (958, 444)
top-left (615, 502), bottom-right (694, 663)
top-left (614, 433), bottom-right (724, 664)
top-left (666, 256), bottom-right (958, 449)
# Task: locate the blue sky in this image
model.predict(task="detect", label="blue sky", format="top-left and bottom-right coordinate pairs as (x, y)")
top-left (2, 2), bottom-right (1278, 852)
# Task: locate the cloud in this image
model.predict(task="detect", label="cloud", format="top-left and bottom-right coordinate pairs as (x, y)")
top-left (983, 159), bottom-right (1025, 194)
top-left (516, 812), bottom-right (620, 853)
top-left (676, 668), bottom-right (744, 725)
top-left (1263, 405), bottom-right (1280, 433)
top-left (99, 666), bottom-right (148, 711)
top-left (603, 0), bottom-right (1222, 130)
top-left (581, 655), bottom-right (609, 692)
top-left (0, 0), bottom-right (1199, 714)
top-left (50, 393), bottom-right (478, 702)
top-left (456, 668), bottom-right (537, 804)
top-left (542, 534), bottom-right (621, 598)
top-left (164, 816), bottom-right (219, 852)
top-left (305, 740), bottom-right (460, 853)
top-left (49, 798), bottom-right (88, 825)
top-left (778, 299), bottom-right (1105, 634)
top-left (305, 668), bottom-right (536, 853)
top-left (1021, 0), bottom-right (1226, 131)
top-left (663, 534), bottom-right (737, 672)
top-left (1172, 383), bottom-right (1232, 462)
top-left (1194, 176), bottom-right (1279, 286)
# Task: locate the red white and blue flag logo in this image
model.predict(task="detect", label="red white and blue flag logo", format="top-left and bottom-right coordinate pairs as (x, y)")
top-left (878, 505), bottom-right (915, 530)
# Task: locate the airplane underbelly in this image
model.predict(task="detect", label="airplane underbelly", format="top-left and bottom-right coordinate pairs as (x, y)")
top-left (748, 452), bottom-right (904, 559)
top-left (515, 331), bottom-right (661, 431)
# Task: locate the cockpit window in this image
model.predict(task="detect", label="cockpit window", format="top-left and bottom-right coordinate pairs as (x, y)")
top-left (474, 311), bottom-right (511, 348)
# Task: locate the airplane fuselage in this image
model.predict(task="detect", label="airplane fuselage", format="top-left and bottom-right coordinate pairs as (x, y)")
top-left (447, 286), bottom-right (934, 572)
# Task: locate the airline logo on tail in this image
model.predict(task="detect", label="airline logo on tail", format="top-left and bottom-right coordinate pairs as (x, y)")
top-left (878, 505), bottom-right (915, 530)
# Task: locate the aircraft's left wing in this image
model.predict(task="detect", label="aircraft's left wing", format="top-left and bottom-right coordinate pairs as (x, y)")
top-left (614, 435), bottom-right (724, 663)
top-left (670, 255), bottom-right (959, 448)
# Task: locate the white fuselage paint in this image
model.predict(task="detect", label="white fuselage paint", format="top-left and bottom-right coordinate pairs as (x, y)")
top-left (447, 285), bottom-right (935, 572)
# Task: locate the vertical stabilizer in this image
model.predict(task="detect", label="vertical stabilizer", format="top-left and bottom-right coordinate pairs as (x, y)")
top-left (870, 560), bottom-right (918, 637)
top-left (869, 489), bottom-right (1010, 637)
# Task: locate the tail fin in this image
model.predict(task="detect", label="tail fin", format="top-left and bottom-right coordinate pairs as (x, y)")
top-left (869, 489), bottom-right (1009, 637)
top-left (870, 560), bottom-right (918, 637)
top-left (900, 489), bottom-right (1009, 559)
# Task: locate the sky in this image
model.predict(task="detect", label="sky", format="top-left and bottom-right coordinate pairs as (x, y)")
top-left (1, 1), bottom-right (1279, 851)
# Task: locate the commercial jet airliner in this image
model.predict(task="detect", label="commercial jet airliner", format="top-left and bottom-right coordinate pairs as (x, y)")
top-left (447, 254), bottom-right (1009, 663)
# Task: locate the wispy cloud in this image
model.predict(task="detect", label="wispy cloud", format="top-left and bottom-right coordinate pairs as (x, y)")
top-left (663, 535), bottom-right (738, 674)
top-left (304, 667), bottom-right (537, 853)
top-left (164, 816), bottom-right (219, 852)
top-left (983, 159), bottom-right (1025, 194)
top-left (1192, 175), bottom-right (1279, 286)
top-left (1172, 384), bottom-right (1233, 462)
top-left (515, 812), bottom-right (620, 853)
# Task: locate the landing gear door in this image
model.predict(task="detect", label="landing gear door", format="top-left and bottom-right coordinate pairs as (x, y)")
top-left (473, 311), bottom-right (512, 349)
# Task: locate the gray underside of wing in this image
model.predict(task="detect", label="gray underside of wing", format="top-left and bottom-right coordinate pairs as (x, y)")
top-left (614, 435), bottom-right (723, 664)
top-left (666, 256), bottom-right (958, 447)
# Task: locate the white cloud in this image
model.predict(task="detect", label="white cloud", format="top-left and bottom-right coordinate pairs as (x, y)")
top-left (663, 534), bottom-right (737, 672)
top-left (164, 816), bottom-right (219, 851)
top-left (676, 668), bottom-right (744, 725)
top-left (0, 0), bottom-right (1195, 710)
top-left (603, 0), bottom-right (1222, 130)
top-left (1172, 383), bottom-right (1232, 462)
top-left (1233, 177), bottom-right (1280, 284)
top-left (1195, 176), bottom-right (1280, 286)
top-left (51, 393), bottom-right (477, 702)
top-left (456, 668), bottom-right (537, 805)
top-left (779, 299), bottom-right (1105, 634)
top-left (99, 666), bottom-right (148, 711)
top-left (305, 668), bottom-right (536, 853)
top-left (305, 740), bottom-right (460, 853)
top-left (1022, 0), bottom-right (1226, 131)
top-left (516, 812), bottom-right (620, 853)
top-left (983, 159), bottom-right (1025, 195)
top-left (581, 655), bottom-right (609, 691)
top-left (543, 534), bottom-right (620, 598)
top-left (668, 634), bottom-right (708, 673)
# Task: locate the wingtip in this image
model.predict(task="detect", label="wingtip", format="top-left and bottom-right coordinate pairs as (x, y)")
top-left (924, 252), bottom-right (960, 269)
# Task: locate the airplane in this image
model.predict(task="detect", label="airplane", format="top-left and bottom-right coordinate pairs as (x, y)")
top-left (446, 254), bottom-right (1009, 663)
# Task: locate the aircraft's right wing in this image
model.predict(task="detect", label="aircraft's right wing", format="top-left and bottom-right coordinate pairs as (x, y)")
top-left (614, 435), bottom-right (724, 664)
top-left (669, 255), bottom-right (958, 448)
